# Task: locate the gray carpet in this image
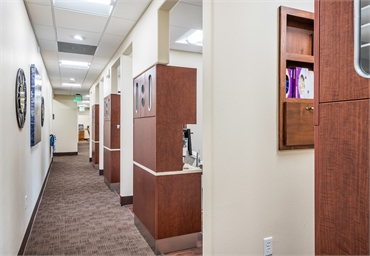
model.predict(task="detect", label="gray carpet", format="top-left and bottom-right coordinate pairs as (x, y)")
top-left (24, 142), bottom-right (155, 256)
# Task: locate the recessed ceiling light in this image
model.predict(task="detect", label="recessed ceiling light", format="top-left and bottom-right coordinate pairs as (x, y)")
top-left (62, 83), bottom-right (82, 87)
top-left (70, 78), bottom-right (76, 81)
top-left (53, 0), bottom-right (115, 16)
top-left (73, 35), bottom-right (83, 41)
top-left (176, 30), bottom-right (203, 46)
top-left (85, 94), bottom-right (90, 98)
top-left (60, 60), bottom-right (90, 69)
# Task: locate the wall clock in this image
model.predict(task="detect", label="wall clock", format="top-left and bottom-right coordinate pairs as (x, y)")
top-left (15, 68), bottom-right (27, 128)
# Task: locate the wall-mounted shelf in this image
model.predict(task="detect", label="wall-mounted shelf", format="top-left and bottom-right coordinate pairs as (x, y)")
top-left (279, 6), bottom-right (314, 150)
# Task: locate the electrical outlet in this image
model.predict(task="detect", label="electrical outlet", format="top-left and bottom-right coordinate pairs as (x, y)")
top-left (264, 237), bottom-right (273, 256)
top-left (25, 195), bottom-right (28, 210)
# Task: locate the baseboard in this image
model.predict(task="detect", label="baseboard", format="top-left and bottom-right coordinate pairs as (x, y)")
top-left (53, 152), bottom-right (78, 156)
top-left (99, 169), bottom-right (103, 176)
top-left (120, 196), bottom-right (133, 206)
top-left (18, 160), bottom-right (53, 255)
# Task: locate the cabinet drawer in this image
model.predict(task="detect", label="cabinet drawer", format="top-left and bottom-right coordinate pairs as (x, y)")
top-left (283, 102), bottom-right (314, 146)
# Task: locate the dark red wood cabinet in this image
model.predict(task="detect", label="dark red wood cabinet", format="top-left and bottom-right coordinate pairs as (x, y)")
top-left (133, 64), bottom-right (201, 254)
top-left (315, 0), bottom-right (370, 254)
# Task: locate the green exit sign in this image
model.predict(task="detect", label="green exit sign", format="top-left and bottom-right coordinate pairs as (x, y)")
top-left (74, 94), bottom-right (82, 102)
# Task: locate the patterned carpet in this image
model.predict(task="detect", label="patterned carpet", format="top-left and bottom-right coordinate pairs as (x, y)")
top-left (24, 142), bottom-right (155, 256)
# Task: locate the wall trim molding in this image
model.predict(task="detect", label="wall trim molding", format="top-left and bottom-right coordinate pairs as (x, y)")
top-left (53, 152), bottom-right (78, 156)
top-left (120, 196), bottom-right (133, 206)
top-left (18, 159), bottom-right (53, 255)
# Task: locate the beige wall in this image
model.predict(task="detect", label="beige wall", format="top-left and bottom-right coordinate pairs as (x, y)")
top-left (203, 1), bottom-right (314, 255)
top-left (53, 95), bottom-right (78, 153)
top-left (0, 1), bottom-right (54, 254)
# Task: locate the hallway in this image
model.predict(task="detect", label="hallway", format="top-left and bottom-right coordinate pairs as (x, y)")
top-left (24, 142), bottom-right (154, 255)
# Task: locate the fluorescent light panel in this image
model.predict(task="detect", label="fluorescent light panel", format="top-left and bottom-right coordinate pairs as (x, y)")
top-left (62, 83), bottom-right (82, 87)
top-left (60, 60), bottom-right (90, 69)
top-left (53, 0), bottom-right (115, 16)
top-left (176, 30), bottom-right (203, 46)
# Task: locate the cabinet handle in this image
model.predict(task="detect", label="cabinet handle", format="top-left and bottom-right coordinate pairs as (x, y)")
top-left (305, 107), bottom-right (314, 111)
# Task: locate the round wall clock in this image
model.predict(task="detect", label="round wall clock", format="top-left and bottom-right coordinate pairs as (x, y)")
top-left (15, 68), bottom-right (27, 128)
top-left (41, 96), bottom-right (44, 127)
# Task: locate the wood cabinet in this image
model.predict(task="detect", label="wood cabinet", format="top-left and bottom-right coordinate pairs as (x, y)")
top-left (103, 94), bottom-right (120, 190)
top-left (279, 6), bottom-right (314, 150)
top-left (315, 0), bottom-right (370, 254)
top-left (91, 104), bottom-right (99, 166)
top-left (133, 64), bottom-right (201, 254)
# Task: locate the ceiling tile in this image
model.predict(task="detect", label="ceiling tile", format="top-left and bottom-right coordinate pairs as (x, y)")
top-left (38, 39), bottom-right (58, 52)
top-left (180, 0), bottom-right (202, 7)
top-left (170, 26), bottom-right (189, 44)
top-left (94, 46), bottom-right (117, 58)
top-left (170, 42), bottom-right (202, 53)
top-left (25, 3), bottom-right (53, 26)
top-left (170, 3), bottom-right (202, 29)
top-left (99, 34), bottom-right (124, 49)
top-left (105, 17), bottom-right (136, 37)
top-left (41, 50), bottom-right (58, 60)
top-left (112, 0), bottom-right (152, 20)
top-left (57, 28), bottom-right (101, 46)
top-left (33, 25), bottom-right (56, 41)
top-left (54, 8), bottom-right (109, 33)
top-left (24, 0), bottom-right (51, 6)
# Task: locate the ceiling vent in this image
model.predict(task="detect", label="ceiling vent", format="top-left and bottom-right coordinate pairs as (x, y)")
top-left (57, 42), bottom-right (97, 55)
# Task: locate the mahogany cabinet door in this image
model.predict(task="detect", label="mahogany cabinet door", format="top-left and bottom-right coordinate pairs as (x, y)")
top-left (143, 65), bottom-right (156, 118)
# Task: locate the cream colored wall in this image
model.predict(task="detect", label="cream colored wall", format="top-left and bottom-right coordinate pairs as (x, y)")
top-left (203, 1), bottom-right (314, 255)
top-left (0, 1), bottom-right (54, 254)
top-left (169, 50), bottom-right (203, 155)
top-left (53, 95), bottom-right (78, 153)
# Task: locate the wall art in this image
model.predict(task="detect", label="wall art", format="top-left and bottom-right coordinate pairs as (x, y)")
top-left (15, 68), bottom-right (27, 128)
top-left (30, 64), bottom-right (42, 146)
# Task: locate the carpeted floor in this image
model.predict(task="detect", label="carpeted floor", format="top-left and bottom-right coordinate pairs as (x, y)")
top-left (24, 142), bottom-right (155, 255)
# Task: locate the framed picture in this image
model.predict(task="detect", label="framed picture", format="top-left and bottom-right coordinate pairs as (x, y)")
top-left (15, 68), bottom-right (27, 128)
top-left (30, 64), bottom-right (42, 146)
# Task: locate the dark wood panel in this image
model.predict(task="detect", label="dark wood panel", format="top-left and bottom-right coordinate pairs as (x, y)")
top-left (133, 117), bottom-right (156, 171)
top-left (156, 123), bottom-right (183, 172)
top-left (92, 141), bottom-right (99, 164)
top-left (104, 149), bottom-right (120, 183)
top-left (319, 0), bottom-right (369, 102)
top-left (92, 104), bottom-right (99, 141)
top-left (156, 65), bottom-right (196, 125)
top-left (110, 122), bottom-right (120, 149)
top-left (316, 100), bottom-right (369, 255)
top-left (133, 165), bottom-right (156, 238)
top-left (156, 173), bottom-right (202, 239)
top-left (283, 102), bottom-right (314, 146)
top-left (314, 0), bottom-right (320, 126)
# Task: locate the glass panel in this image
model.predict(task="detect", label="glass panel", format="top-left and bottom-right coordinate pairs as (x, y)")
top-left (361, 0), bottom-right (370, 74)
top-left (148, 75), bottom-right (152, 111)
top-left (135, 83), bottom-right (139, 113)
top-left (356, 0), bottom-right (370, 76)
top-left (141, 84), bottom-right (145, 107)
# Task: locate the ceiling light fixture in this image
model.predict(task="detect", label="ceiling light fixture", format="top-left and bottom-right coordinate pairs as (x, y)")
top-left (60, 60), bottom-right (90, 69)
top-left (70, 78), bottom-right (76, 81)
top-left (53, 0), bottom-right (114, 16)
top-left (73, 35), bottom-right (83, 41)
top-left (175, 30), bottom-right (203, 46)
top-left (187, 30), bottom-right (203, 45)
top-left (62, 83), bottom-right (82, 87)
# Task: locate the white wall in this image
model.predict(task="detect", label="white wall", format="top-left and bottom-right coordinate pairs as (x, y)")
top-left (53, 95), bottom-right (78, 153)
top-left (78, 110), bottom-right (90, 139)
top-left (203, 1), bottom-right (314, 255)
top-left (0, 1), bottom-right (53, 254)
top-left (169, 50), bottom-right (203, 155)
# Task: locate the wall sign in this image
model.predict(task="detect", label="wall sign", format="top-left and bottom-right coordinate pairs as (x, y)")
top-left (15, 68), bottom-right (27, 128)
top-left (41, 96), bottom-right (44, 127)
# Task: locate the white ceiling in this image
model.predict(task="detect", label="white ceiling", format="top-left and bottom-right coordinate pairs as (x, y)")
top-left (23, 0), bottom-right (203, 97)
